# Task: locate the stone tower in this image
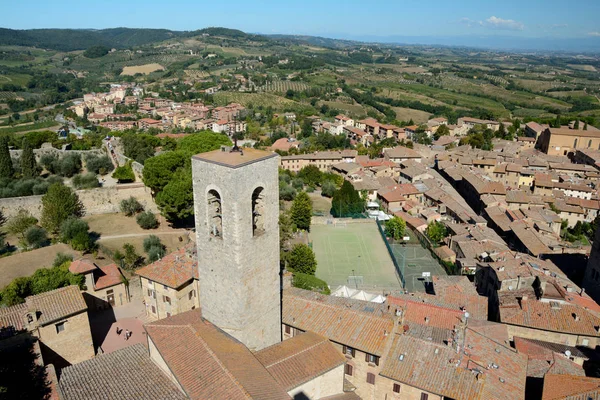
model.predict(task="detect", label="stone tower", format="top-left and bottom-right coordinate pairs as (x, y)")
top-left (191, 147), bottom-right (281, 351)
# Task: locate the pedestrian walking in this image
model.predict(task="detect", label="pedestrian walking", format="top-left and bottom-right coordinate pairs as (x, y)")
top-left (116, 326), bottom-right (120, 335)
top-left (125, 329), bottom-right (130, 340)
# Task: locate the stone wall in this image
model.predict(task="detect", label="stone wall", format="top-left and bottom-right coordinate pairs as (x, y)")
top-left (0, 183), bottom-right (157, 219)
top-left (9, 146), bottom-right (105, 162)
top-left (38, 311), bottom-right (95, 366)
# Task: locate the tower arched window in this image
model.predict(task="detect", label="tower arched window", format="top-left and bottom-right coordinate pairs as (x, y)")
top-left (252, 187), bottom-right (265, 237)
top-left (207, 189), bottom-right (222, 238)
top-left (574, 138), bottom-right (578, 148)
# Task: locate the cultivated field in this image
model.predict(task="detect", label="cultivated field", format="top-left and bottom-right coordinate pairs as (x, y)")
top-left (392, 107), bottom-right (431, 123)
top-left (121, 63), bottom-right (165, 75)
top-left (213, 91), bottom-right (301, 109)
top-left (310, 221), bottom-right (401, 291)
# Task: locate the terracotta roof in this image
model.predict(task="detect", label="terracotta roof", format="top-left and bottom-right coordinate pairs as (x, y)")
top-left (282, 288), bottom-right (394, 356)
top-left (94, 264), bottom-right (123, 290)
top-left (387, 296), bottom-right (465, 330)
top-left (69, 259), bottom-right (97, 274)
top-left (136, 245), bottom-right (197, 289)
top-left (499, 294), bottom-right (600, 337)
top-left (514, 336), bottom-right (586, 378)
top-left (255, 331), bottom-right (345, 391)
top-left (26, 286), bottom-right (87, 326)
top-left (59, 343), bottom-right (185, 400)
top-left (548, 127), bottom-right (600, 138)
top-left (380, 328), bottom-right (526, 400)
top-left (0, 303), bottom-right (27, 338)
top-left (542, 374), bottom-right (600, 400)
top-left (384, 146), bottom-right (421, 159)
top-left (145, 309), bottom-right (290, 400)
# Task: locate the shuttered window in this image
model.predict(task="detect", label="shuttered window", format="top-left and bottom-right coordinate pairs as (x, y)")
top-left (367, 373), bottom-right (375, 385)
top-left (393, 383), bottom-right (401, 393)
top-left (345, 364), bottom-right (353, 376)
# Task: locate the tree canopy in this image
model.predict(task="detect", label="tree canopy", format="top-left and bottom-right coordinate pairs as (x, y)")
top-left (176, 131), bottom-right (232, 155)
top-left (291, 191), bottom-right (313, 231)
top-left (331, 180), bottom-right (365, 218)
top-left (385, 216), bottom-right (406, 240)
top-left (143, 151), bottom-right (187, 193)
top-left (40, 183), bottom-right (84, 233)
top-left (426, 220), bottom-right (448, 244)
top-left (288, 244), bottom-right (317, 275)
top-left (20, 138), bottom-right (37, 179)
top-left (0, 135), bottom-right (14, 178)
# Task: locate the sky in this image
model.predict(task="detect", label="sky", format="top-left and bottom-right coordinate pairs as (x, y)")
top-left (2, 0), bottom-right (600, 40)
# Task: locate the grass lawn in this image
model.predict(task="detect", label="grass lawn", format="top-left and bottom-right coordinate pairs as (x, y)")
top-left (308, 192), bottom-right (332, 215)
top-left (0, 244), bottom-right (80, 289)
top-left (310, 221), bottom-right (401, 292)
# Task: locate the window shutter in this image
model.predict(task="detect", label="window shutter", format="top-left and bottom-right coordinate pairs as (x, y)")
top-left (375, 356), bottom-right (380, 366)
top-left (365, 353), bottom-right (369, 362)
top-left (393, 383), bottom-right (401, 393)
top-left (367, 373), bottom-right (375, 385)
top-left (345, 364), bottom-right (353, 376)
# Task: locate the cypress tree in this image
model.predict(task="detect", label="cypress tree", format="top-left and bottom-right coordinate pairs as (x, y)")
top-left (290, 191), bottom-right (313, 231)
top-left (0, 135), bottom-right (14, 178)
top-left (584, 122), bottom-right (588, 131)
top-left (574, 120), bottom-right (580, 130)
top-left (20, 138), bottom-right (37, 179)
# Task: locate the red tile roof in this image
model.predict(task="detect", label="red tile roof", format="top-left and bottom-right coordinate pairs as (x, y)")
top-left (136, 245), bottom-right (197, 289)
top-left (26, 285), bottom-right (87, 326)
top-left (499, 294), bottom-right (600, 337)
top-left (255, 331), bottom-right (345, 391)
top-left (69, 259), bottom-right (97, 275)
top-left (94, 264), bottom-right (123, 290)
top-left (145, 309), bottom-right (291, 400)
top-left (542, 374), bottom-right (600, 400)
top-left (380, 327), bottom-right (527, 400)
top-left (282, 288), bottom-right (394, 356)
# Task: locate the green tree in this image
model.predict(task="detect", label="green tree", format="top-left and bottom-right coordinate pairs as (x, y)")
top-left (331, 180), bottom-right (365, 218)
top-left (25, 226), bottom-right (48, 249)
top-left (59, 218), bottom-right (89, 243)
top-left (297, 165), bottom-right (323, 187)
top-left (122, 243), bottom-right (143, 269)
top-left (29, 262), bottom-right (83, 297)
top-left (83, 45), bottom-right (110, 58)
top-left (426, 221), bottom-right (448, 244)
top-left (155, 168), bottom-right (194, 221)
top-left (144, 235), bottom-right (165, 263)
top-left (112, 162), bottom-right (135, 183)
top-left (20, 139), bottom-right (37, 179)
top-left (142, 151), bottom-right (187, 193)
top-left (496, 122), bottom-right (506, 139)
top-left (53, 252), bottom-right (74, 267)
top-left (0, 135), bottom-right (14, 178)
top-left (7, 209), bottom-right (38, 242)
top-left (279, 184), bottom-right (297, 201)
top-left (574, 120), bottom-right (580, 130)
top-left (321, 181), bottom-right (336, 198)
top-left (176, 131), bottom-right (232, 155)
top-left (120, 197), bottom-right (144, 216)
top-left (40, 183), bottom-right (84, 233)
top-left (584, 122), bottom-right (588, 131)
top-left (434, 124), bottom-right (450, 140)
top-left (291, 192), bottom-right (313, 231)
top-left (299, 119), bottom-right (313, 139)
top-left (385, 216), bottom-right (406, 240)
top-left (0, 277), bottom-right (32, 306)
top-left (85, 154), bottom-right (114, 175)
top-left (136, 211), bottom-right (159, 229)
top-left (288, 244), bottom-right (317, 275)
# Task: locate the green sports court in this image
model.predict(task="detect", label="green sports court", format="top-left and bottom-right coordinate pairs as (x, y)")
top-left (310, 220), bottom-right (448, 293)
top-left (310, 221), bottom-right (402, 292)
top-left (388, 243), bottom-right (448, 293)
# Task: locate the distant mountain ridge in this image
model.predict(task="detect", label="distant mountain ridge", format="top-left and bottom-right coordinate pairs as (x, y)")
top-left (0, 27), bottom-right (265, 51)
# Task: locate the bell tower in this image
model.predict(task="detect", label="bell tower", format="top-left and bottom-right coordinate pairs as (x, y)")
top-left (191, 146), bottom-right (281, 351)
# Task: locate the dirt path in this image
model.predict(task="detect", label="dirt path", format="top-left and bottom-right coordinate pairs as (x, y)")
top-left (99, 231), bottom-right (188, 240)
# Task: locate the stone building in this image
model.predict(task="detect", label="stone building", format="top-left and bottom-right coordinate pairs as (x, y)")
top-left (192, 147), bottom-right (281, 351)
top-left (0, 285), bottom-right (95, 368)
top-left (536, 126), bottom-right (600, 156)
top-left (69, 259), bottom-right (129, 310)
top-left (136, 244), bottom-right (200, 320)
top-left (584, 226), bottom-right (600, 303)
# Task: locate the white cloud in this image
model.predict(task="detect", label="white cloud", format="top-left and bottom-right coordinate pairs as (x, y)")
top-left (485, 16), bottom-right (524, 31)
top-left (588, 32), bottom-right (600, 37)
top-left (459, 17), bottom-right (483, 28)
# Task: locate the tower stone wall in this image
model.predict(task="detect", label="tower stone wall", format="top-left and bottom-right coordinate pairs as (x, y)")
top-left (191, 149), bottom-right (281, 351)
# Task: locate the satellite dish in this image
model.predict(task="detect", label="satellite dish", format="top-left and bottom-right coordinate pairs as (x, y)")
top-left (464, 312), bottom-right (470, 319)
top-left (565, 350), bottom-right (572, 358)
